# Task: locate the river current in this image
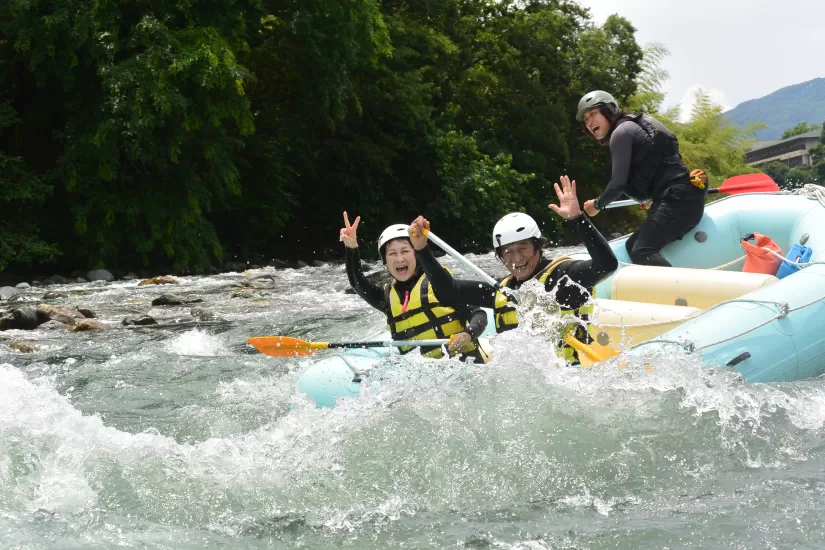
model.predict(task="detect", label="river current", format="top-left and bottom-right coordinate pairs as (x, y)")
top-left (3, 248), bottom-right (825, 549)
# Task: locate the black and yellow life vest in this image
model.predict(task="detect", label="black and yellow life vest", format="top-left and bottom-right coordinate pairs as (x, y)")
top-left (493, 256), bottom-right (595, 363)
top-left (385, 270), bottom-right (477, 359)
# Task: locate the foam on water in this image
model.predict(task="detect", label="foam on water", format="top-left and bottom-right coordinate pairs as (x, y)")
top-left (4, 264), bottom-right (825, 547)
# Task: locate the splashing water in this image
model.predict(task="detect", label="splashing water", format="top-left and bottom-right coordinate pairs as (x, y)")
top-left (3, 258), bottom-right (825, 548)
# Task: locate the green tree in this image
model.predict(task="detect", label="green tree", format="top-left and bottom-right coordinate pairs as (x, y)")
top-left (809, 121), bottom-right (825, 181)
top-left (0, 103), bottom-right (59, 270)
top-left (669, 90), bottom-right (762, 185)
top-left (761, 161), bottom-right (817, 190)
top-left (781, 121), bottom-right (820, 139)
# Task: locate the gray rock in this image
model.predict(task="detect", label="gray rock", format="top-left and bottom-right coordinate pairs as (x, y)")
top-left (311, 260), bottom-right (328, 267)
top-left (76, 307), bottom-right (96, 319)
top-left (87, 269), bottom-right (114, 282)
top-left (190, 308), bottom-right (217, 321)
top-left (295, 261), bottom-right (309, 269)
top-left (360, 262), bottom-right (373, 273)
top-left (122, 315), bottom-right (158, 326)
top-left (42, 291), bottom-right (68, 300)
top-left (366, 270), bottom-right (392, 287)
top-left (36, 304), bottom-right (84, 326)
top-left (38, 320), bottom-right (69, 331)
top-left (15, 282), bottom-right (30, 289)
top-left (31, 281), bottom-right (43, 287)
top-left (12, 307), bottom-right (39, 329)
top-left (76, 277), bottom-right (87, 283)
top-left (70, 270), bottom-right (86, 279)
top-left (122, 273), bottom-right (138, 281)
top-left (0, 286), bottom-right (20, 301)
top-left (151, 294), bottom-right (203, 306)
top-left (70, 319), bottom-right (110, 332)
top-left (10, 341), bottom-right (37, 353)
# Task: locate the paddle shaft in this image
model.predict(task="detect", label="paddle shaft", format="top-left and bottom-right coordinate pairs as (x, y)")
top-left (425, 230), bottom-right (517, 304)
top-left (425, 231), bottom-right (499, 287)
top-left (606, 188), bottom-right (722, 209)
top-left (327, 339), bottom-right (450, 349)
top-left (604, 174), bottom-right (778, 210)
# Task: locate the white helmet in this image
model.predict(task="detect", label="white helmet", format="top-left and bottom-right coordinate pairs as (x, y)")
top-left (378, 224), bottom-right (410, 259)
top-left (492, 213), bottom-right (541, 249)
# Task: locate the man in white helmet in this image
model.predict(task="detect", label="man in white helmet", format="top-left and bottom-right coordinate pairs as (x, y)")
top-left (408, 176), bottom-right (618, 364)
top-left (338, 212), bottom-right (489, 362)
top-left (575, 90), bottom-right (708, 266)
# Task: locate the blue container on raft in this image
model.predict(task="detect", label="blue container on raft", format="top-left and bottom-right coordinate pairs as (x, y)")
top-left (776, 242), bottom-right (813, 279)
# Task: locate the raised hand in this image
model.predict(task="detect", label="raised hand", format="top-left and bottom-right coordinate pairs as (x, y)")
top-left (408, 215), bottom-right (430, 250)
top-left (339, 211), bottom-right (360, 248)
top-left (548, 175), bottom-right (583, 220)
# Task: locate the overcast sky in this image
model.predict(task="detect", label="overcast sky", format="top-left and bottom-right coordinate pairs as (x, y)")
top-left (576, 0), bottom-right (825, 120)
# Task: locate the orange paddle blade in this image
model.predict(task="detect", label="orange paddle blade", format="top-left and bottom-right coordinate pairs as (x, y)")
top-left (248, 336), bottom-right (328, 357)
top-left (718, 174), bottom-right (779, 195)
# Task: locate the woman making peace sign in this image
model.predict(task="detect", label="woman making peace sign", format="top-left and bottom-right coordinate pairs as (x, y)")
top-left (340, 212), bottom-right (490, 363)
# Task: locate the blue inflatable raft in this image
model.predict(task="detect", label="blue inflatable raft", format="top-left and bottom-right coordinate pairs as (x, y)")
top-left (297, 189), bottom-right (825, 407)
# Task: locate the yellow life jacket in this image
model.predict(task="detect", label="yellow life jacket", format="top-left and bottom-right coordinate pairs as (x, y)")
top-left (385, 270), bottom-right (478, 359)
top-left (493, 256), bottom-right (596, 363)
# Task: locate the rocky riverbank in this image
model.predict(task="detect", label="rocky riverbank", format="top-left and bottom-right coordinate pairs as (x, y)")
top-left (0, 261), bottom-right (395, 343)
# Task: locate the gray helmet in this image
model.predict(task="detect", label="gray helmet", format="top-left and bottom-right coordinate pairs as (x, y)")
top-left (576, 90), bottom-right (618, 121)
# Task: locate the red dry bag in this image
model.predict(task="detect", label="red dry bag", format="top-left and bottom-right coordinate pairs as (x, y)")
top-left (740, 232), bottom-right (783, 275)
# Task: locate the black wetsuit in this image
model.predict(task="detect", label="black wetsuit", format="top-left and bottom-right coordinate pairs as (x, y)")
top-left (596, 114), bottom-right (705, 267)
top-left (414, 215), bottom-right (618, 312)
top-left (345, 247), bottom-right (488, 361)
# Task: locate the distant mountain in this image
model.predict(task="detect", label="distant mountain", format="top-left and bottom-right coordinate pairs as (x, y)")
top-left (724, 77), bottom-right (825, 140)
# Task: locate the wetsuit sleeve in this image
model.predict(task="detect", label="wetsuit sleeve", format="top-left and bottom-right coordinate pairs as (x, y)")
top-left (345, 246), bottom-right (386, 311)
top-left (551, 215), bottom-right (619, 290)
top-left (415, 245), bottom-right (498, 308)
top-left (463, 308), bottom-right (488, 339)
top-left (596, 123), bottom-right (637, 207)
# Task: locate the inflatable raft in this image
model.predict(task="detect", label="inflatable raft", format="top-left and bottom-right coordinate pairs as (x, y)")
top-left (297, 189), bottom-right (825, 407)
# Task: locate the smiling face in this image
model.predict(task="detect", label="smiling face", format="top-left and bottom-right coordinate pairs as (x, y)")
top-left (583, 107), bottom-right (611, 141)
top-left (498, 239), bottom-right (541, 281)
top-left (385, 238), bottom-right (417, 282)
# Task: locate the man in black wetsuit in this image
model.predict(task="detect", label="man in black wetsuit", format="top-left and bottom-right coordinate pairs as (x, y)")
top-left (576, 90), bottom-right (707, 267)
top-left (407, 176), bottom-right (618, 364)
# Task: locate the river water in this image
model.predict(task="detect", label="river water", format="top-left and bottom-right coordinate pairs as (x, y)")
top-left (3, 250), bottom-right (825, 549)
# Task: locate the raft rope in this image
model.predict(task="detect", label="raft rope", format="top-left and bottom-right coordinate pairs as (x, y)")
top-left (630, 292), bottom-right (825, 354)
top-left (781, 182), bottom-right (825, 207)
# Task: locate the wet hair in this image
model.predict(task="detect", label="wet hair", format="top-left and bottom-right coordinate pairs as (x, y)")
top-left (494, 236), bottom-right (548, 260)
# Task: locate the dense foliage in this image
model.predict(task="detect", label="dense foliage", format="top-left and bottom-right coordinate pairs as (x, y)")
top-left (2, 0), bottom-right (770, 274)
top-left (2, 0), bottom-right (648, 272)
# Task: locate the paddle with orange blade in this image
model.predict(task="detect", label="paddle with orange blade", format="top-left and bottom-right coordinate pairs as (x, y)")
top-left (605, 173), bottom-right (780, 209)
top-left (248, 336), bottom-right (451, 357)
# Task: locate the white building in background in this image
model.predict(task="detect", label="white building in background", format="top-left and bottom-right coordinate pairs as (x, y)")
top-left (745, 130), bottom-right (821, 167)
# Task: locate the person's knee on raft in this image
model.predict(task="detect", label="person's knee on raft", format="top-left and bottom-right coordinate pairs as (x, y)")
top-left (626, 238), bottom-right (671, 266)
